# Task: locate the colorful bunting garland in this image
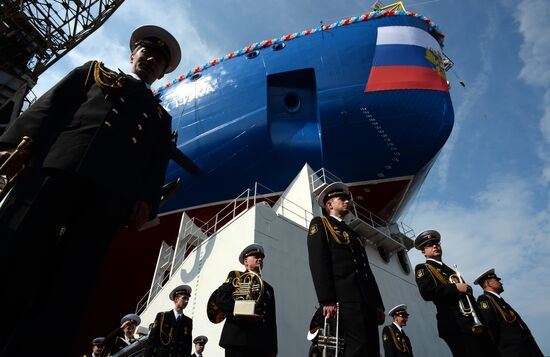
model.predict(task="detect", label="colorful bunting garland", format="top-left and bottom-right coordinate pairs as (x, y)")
top-left (153, 9), bottom-right (444, 94)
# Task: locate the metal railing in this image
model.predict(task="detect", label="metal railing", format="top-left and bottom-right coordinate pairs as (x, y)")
top-left (308, 167), bottom-right (415, 246)
top-left (137, 180), bottom-right (315, 312)
top-left (310, 167), bottom-right (342, 193)
top-left (136, 167), bottom-right (416, 313)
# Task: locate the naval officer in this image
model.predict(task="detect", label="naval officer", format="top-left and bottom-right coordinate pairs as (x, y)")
top-left (191, 335), bottom-right (208, 357)
top-left (307, 182), bottom-right (385, 357)
top-left (414, 230), bottom-right (499, 357)
top-left (213, 243), bottom-right (278, 357)
top-left (145, 285), bottom-right (194, 357)
top-left (0, 25), bottom-right (180, 356)
top-left (80, 337), bottom-right (106, 357)
top-left (382, 304), bottom-right (414, 357)
top-left (474, 269), bottom-right (543, 357)
top-left (104, 313), bottom-right (142, 354)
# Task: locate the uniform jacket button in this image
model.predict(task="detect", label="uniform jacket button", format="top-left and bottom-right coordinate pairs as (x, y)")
top-left (142, 112), bottom-right (148, 118)
top-left (112, 108), bottom-right (118, 114)
top-left (131, 137), bottom-right (138, 144)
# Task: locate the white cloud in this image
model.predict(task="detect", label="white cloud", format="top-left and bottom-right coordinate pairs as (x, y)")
top-left (408, 174), bottom-right (550, 350)
top-left (516, 0), bottom-right (550, 87)
top-left (435, 7), bottom-right (498, 187)
top-left (515, 0), bottom-right (550, 185)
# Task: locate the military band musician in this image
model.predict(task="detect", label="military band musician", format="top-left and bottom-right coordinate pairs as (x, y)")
top-left (414, 230), bottom-right (499, 357)
top-left (0, 25), bottom-right (181, 356)
top-left (144, 285), bottom-right (193, 357)
top-left (213, 243), bottom-right (278, 357)
top-left (382, 304), bottom-right (414, 357)
top-left (474, 268), bottom-right (543, 357)
top-left (191, 335), bottom-right (208, 357)
top-left (307, 182), bottom-right (385, 357)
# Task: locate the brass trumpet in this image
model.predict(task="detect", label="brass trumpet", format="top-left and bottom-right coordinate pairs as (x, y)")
top-left (307, 303), bottom-right (343, 357)
top-left (0, 136), bottom-right (32, 201)
top-left (449, 265), bottom-right (486, 334)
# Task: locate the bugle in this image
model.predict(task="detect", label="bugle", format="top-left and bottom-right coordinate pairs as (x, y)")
top-left (449, 264), bottom-right (486, 334)
top-left (0, 136), bottom-right (32, 201)
top-left (307, 303), bottom-right (344, 357)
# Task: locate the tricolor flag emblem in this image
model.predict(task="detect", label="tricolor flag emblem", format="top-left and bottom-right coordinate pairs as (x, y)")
top-left (365, 26), bottom-right (448, 92)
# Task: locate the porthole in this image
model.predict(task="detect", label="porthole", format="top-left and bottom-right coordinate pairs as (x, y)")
top-left (190, 72), bottom-right (202, 81)
top-left (246, 50), bottom-right (260, 59)
top-left (283, 92), bottom-right (301, 114)
top-left (378, 246), bottom-right (390, 263)
top-left (272, 42), bottom-right (286, 51)
top-left (397, 250), bottom-right (411, 274)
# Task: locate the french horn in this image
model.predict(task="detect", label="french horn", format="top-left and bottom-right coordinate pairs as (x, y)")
top-left (232, 270), bottom-right (264, 316)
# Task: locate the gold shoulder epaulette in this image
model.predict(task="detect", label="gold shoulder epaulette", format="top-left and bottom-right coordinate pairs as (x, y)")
top-left (86, 61), bottom-right (125, 90)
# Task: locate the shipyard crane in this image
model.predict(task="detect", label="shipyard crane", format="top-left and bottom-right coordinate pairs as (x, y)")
top-left (0, 0), bottom-right (125, 132)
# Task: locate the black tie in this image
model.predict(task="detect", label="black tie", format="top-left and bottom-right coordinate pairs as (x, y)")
top-left (176, 315), bottom-right (181, 323)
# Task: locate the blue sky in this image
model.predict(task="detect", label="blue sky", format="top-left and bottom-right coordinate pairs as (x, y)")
top-left (31, 0), bottom-right (549, 353)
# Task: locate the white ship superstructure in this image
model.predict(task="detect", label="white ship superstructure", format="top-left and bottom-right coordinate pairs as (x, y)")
top-left (135, 164), bottom-right (451, 356)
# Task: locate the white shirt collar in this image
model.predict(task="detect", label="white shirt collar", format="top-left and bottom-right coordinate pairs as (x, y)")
top-left (426, 258), bottom-right (443, 265)
top-left (173, 309), bottom-right (182, 319)
top-left (392, 322), bottom-right (403, 332)
top-left (129, 72), bottom-right (151, 89)
top-left (330, 215), bottom-right (343, 222)
top-left (486, 290), bottom-right (502, 299)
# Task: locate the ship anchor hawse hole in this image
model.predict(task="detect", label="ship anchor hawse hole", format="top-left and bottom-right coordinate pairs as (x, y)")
top-left (283, 92), bottom-right (301, 114)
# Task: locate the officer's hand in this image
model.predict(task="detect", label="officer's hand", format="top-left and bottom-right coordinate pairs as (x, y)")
top-left (128, 201), bottom-right (151, 230)
top-left (120, 320), bottom-right (132, 329)
top-left (376, 308), bottom-right (385, 325)
top-left (323, 304), bottom-right (336, 319)
top-left (456, 283), bottom-right (472, 295)
top-left (0, 149), bottom-right (31, 178)
top-left (0, 150), bottom-right (12, 166)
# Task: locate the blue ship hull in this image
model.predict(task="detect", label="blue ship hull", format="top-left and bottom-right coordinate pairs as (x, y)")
top-left (159, 14), bottom-right (453, 221)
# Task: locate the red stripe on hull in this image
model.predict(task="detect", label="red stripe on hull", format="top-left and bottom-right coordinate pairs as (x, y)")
top-left (365, 65), bottom-right (448, 92)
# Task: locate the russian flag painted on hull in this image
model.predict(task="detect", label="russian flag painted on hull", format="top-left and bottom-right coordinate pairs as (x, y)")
top-left (365, 26), bottom-right (448, 92)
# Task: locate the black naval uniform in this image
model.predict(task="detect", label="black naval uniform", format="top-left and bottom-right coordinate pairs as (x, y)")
top-left (104, 328), bottom-right (138, 355)
top-left (382, 323), bottom-right (413, 357)
top-left (144, 311), bottom-right (193, 357)
top-left (477, 292), bottom-right (543, 357)
top-left (415, 260), bottom-right (499, 357)
top-left (0, 61), bottom-right (172, 355)
top-left (214, 270), bottom-right (278, 357)
top-left (307, 215), bottom-right (385, 357)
